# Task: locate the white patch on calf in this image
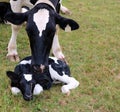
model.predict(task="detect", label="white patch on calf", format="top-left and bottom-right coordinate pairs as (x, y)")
top-left (24, 74), bottom-right (32, 81)
top-left (20, 60), bottom-right (31, 65)
top-left (33, 9), bottom-right (49, 37)
top-left (33, 84), bottom-right (43, 95)
top-left (65, 25), bottom-right (71, 32)
top-left (11, 87), bottom-right (20, 95)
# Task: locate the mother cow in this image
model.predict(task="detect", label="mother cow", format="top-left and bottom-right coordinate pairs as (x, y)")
top-left (6, 0), bottom-right (79, 72)
top-left (7, 0), bottom-right (70, 61)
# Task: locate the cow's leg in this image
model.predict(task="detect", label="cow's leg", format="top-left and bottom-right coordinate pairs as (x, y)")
top-left (7, 25), bottom-right (21, 61)
top-left (60, 4), bottom-right (71, 15)
top-left (59, 0), bottom-right (70, 14)
top-left (52, 26), bottom-right (65, 60)
top-left (10, 0), bottom-right (22, 12)
top-left (7, 0), bottom-right (22, 61)
top-left (22, 0), bottom-right (34, 9)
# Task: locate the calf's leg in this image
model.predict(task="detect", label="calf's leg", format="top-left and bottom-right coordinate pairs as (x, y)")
top-left (49, 65), bottom-right (79, 95)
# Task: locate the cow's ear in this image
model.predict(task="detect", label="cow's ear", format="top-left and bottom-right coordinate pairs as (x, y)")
top-left (4, 12), bottom-right (28, 25)
top-left (55, 13), bottom-right (79, 31)
top-left (6, 71), bottom-right (19, 82)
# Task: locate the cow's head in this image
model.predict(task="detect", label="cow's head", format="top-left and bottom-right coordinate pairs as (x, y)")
top-left (5, 0), bottom-right (79, 72)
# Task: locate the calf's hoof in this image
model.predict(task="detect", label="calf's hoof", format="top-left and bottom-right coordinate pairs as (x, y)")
top-left (61, 86), bottom-right (70, 94)
top-left (7, 54), bottom-right (20, 62)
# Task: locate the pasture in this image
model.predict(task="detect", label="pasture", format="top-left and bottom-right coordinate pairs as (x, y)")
top-left (0, 0), bottom-right (120, 111)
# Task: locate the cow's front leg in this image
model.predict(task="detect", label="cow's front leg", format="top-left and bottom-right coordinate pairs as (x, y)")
top-left (23, 0), bottom-right (34, 9)
top-left (7, 24), bottom-right (21, 62)
top-left (52, 26), bottom-right (65, 60)
top-left (8, 0), bottom-right (22, 62)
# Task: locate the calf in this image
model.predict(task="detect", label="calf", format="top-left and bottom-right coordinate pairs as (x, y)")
top-left (7, 0), bottom-right (70, 61)
top-left (6, 56), bottom-right (79, 101)
top-left (5, 0), bottom-right (79, 72)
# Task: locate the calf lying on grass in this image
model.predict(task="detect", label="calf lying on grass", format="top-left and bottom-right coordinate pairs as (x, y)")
top-left (6, 56), bottom-right (79, 101)
top-left (5, 0), bottom-right (79, 72)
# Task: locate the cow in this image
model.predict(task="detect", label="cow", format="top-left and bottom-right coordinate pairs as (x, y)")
top-left (7, 0), bottom-right (71, 62)
top-left (6, 56), bottom-right (79, 101)
top-left (5, 0), bottom-right (79, 72)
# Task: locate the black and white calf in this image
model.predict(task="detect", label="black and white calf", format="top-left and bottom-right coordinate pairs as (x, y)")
top-left (6, 56), bottom-right (79, 101)
top-left (5, 0), bottom-right (79, 72)
top-left (7, 0), bottom-right (71, 61)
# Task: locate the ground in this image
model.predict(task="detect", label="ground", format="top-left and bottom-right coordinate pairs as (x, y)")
top-left (0, 0), bottom-right (120, 112)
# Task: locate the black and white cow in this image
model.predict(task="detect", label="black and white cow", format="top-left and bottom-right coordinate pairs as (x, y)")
top-left (6, 56), bottom-right (79, 101)
top-left (7, 0), bottom-right (71, 61)
top-left (5, 0), bottom-right (79, 72)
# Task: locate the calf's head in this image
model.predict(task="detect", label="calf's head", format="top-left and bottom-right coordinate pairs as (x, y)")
top-left (5, 0), bottom-right (79, 72)
top-left (6, 63), bottom-right (52, 101)
top-left (6, 71), bottom-right (36, 101)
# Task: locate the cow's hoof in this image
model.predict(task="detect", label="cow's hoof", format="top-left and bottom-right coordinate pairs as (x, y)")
top-left (61, 7), bottom-right (71, 15)
top-left (66, 91), bottom-right (70, 96)
top-left (62, 10), bottom-right (71, 15)
top-left (7, 54), bottom-right (20, 62)
top-left (58, 57), bottom-right (68, 64)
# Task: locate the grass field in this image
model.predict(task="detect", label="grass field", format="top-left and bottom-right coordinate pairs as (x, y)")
top-left (0, 0), bottom-right (120, 112)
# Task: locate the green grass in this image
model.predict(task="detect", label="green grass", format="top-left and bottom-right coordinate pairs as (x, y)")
top-left (0, 0), bottom-right (120, 111)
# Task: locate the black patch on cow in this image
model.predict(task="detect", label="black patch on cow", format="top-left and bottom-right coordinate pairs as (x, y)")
top-left (51, 60), bottom-right (70, 76)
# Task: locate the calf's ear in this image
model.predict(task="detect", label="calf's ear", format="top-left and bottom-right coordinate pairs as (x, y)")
top-left (4, 12), bottom-right (28, 25)
top-left (6, 71), bottom-right (19, 82)
top-left (55, 13), bottom-right (79, 32)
